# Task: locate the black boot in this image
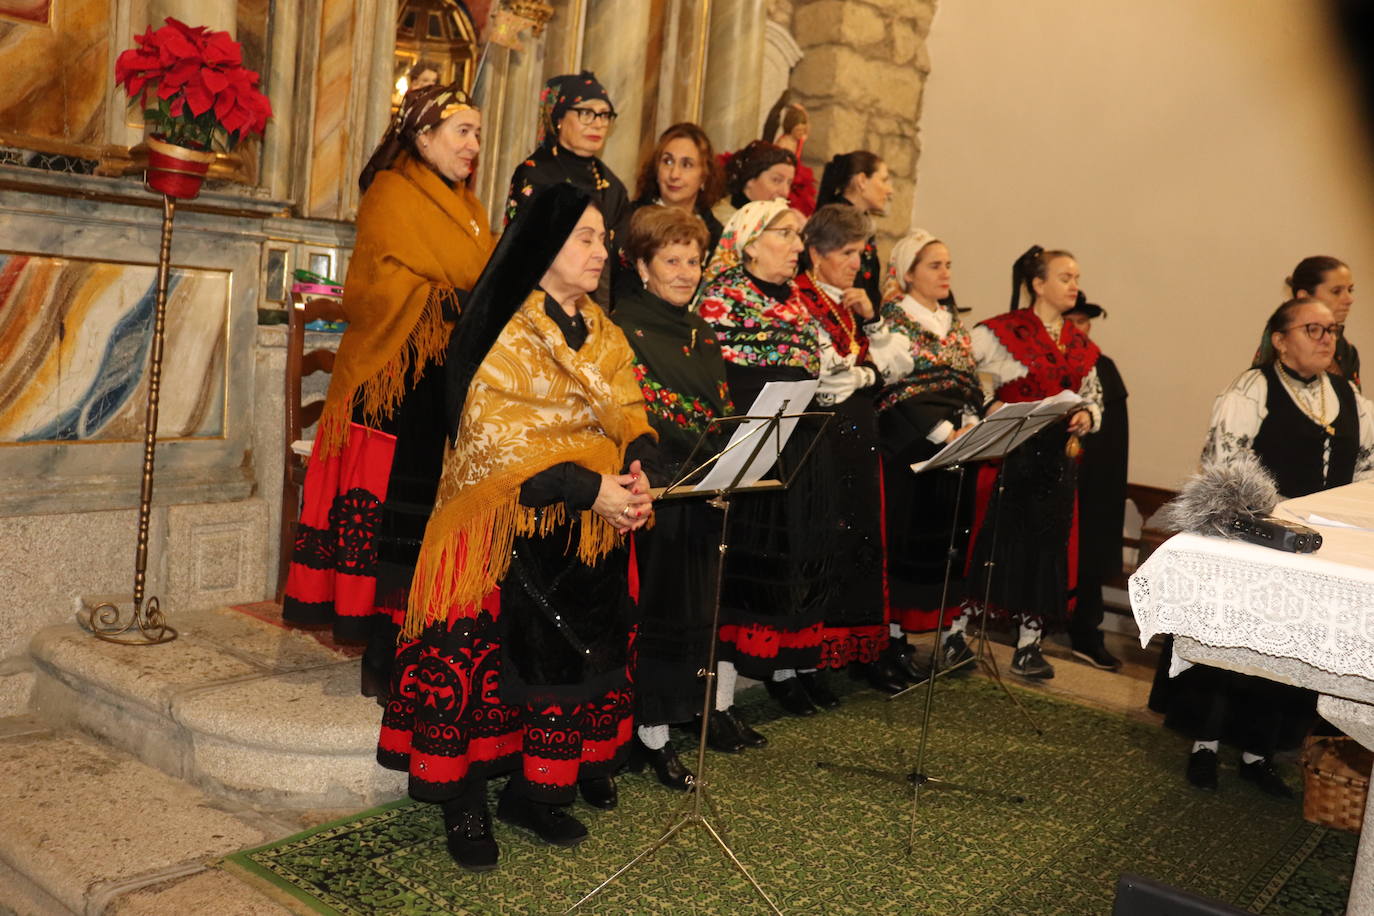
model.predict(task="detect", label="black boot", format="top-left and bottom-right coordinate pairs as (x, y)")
top-left (441, 787), bottom-right (498, 871)
top-left (578, 775), bottom-right (618, 810)
top-left (702, 710), bottom-right (746, 753)
top-left (765, 676), bottom-right (818, 716)
top-left (797, 670), bottom-right (841, 709)
top-left (630, 738), bottom-right (694, 790)
top-left (718, 706), bottom-right (768, 748)
top-left (496, 780), bottom-right (588, 846)
top-left (858, 658), bottom-right (908, 695)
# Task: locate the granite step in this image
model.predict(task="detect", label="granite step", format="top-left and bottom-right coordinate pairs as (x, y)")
top-left (27, 606), bottom-right (405, 811)
top-left (0, 718), bottom-right (292, 915)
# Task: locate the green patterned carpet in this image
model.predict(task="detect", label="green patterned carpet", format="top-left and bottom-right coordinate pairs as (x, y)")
top-left (221, 678), bottom-right (1356, 915)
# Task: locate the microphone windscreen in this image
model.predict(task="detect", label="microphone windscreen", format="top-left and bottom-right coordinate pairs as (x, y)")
top-left (1158, 451), bottom-right (1279, 537)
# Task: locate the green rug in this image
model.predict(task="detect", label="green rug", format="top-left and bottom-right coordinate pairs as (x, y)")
top-left (221, 678), bottom-right (1356, 915)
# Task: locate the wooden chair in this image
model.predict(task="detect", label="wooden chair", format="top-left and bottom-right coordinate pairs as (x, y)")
top-left (1105, 483), bottom-right (1178, 592)
top-left (278, 291), bottom-right (346, 600)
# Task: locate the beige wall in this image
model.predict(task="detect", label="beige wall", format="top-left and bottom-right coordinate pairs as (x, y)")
top-left (914, 0), bottom-right (1374, 489)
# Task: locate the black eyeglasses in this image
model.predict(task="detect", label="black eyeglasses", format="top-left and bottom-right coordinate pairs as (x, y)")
top-left (569, 106), bottom-right (617, 126)
top-left (1283, 322), bottom-right (1344, 341)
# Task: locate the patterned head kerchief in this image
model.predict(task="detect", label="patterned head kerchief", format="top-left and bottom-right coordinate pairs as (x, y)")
top-left (702, 199), bottom-right (793, 286)
top-left (360, 83), bottom-right (477, 191)
top-left (538, 71), bottom-right (613, 149)
top-left (883, 228), bottom-right (939, 306)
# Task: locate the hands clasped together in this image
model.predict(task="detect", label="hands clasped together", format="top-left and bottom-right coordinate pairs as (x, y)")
top-left (593, 458), bottom-right (653, 534)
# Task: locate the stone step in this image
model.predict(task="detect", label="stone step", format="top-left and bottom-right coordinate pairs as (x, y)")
top-left (0, 718), bottom-right (292, 915)
top-left (28, 606), bottom-right (405, 811)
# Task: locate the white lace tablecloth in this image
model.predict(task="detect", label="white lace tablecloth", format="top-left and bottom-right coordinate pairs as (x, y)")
top-left (1130, 482), bottom-right (1374, 681)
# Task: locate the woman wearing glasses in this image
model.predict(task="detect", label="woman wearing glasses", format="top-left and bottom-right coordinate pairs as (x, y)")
top-left (1161, 296), bottom-right (1374, 797)
top-left (1252, 256), bottom-right (1359, 388)
top-left (695, 199), bottom-right (833, 742)
top-left (505, 72), bottom-right (629, 305)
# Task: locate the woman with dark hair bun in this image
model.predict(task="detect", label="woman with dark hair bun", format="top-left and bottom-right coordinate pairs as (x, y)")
top-left (944, 246), bottom-right (1104, 681)
top-left (816, 151), bottom-right (893, 313)
top-left (712, 139), bottom-right (796, 225)
top-left (1253, 256), bottom-right (1359, 387)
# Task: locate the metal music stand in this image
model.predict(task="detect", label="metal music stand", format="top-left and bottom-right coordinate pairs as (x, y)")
top-left (565, 398), bottom-right (831, 916)
top-left (815, 395), bottom-right (1085, 853)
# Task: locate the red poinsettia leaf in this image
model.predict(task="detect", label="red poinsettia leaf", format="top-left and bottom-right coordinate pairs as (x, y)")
top-left (163, 18), bottom-right (208, 46)
top-left (220, 102), bottom-right (250, 136)
top-left (202, 68), bottom-right (230, 94)
top-left (202, 31), bottom-right (242, 67)
top-left (168, 96), bottom-right (185, 118)
top-left (183, 76), bottom-right (214, 116)
top-left (213, 88), bottom-right (237, 125)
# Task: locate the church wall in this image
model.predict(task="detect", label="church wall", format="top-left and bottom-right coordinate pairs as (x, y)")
top-left (913, 0), bottom-right (1374, 489)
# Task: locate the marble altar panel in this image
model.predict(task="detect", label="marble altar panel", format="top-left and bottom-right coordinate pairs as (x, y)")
top-left (307, 0), bottom-right (356, 218)
top-left (0, 0), bottom-right (108, 148)
top-left (0, 253), bottom-right (230, 443)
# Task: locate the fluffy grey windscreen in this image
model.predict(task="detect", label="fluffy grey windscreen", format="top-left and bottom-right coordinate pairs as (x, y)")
top-left (1157, 451), bottom-right (1280, 537)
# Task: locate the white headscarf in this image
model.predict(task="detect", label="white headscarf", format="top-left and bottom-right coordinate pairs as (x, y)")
top-left (883, 228), bottom-right (940, 305)
top-left (703, 198), bottom-right (794, 285)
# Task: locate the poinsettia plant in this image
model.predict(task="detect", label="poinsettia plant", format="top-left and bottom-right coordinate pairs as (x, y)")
top-left (114, 18), bottom-right (272, 152)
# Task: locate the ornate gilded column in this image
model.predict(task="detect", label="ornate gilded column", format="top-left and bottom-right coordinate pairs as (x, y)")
top-left (700, 0), bottom-right (766, 153)
top-left (653, 0), bottom-right (712, 133)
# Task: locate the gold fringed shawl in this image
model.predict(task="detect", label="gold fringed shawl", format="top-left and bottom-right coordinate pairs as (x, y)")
top-left (404, 291), bottom-right (655, 638)
top-left (315, 152), bottom-right (494, 456)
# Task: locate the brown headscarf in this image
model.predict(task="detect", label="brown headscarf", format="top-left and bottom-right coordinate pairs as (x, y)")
top-left (360, 83), bottom-right (477, 192)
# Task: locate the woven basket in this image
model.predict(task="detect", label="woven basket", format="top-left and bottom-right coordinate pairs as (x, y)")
top-left (1301, 735), bottom-right (1373, 834)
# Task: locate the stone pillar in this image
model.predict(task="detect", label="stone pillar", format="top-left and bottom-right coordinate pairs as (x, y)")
top-left (701, 0), bottom-right (767, 154)
top-left (787, 0), bottom-right (937, 249)
top-left (582, 0), bottom-right (657, 183)
top-left (653, 0), bottom-right (713, 136)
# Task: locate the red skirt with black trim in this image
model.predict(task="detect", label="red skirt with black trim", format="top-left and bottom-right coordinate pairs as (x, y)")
top-left (282, 423), bottom-right (399, 641)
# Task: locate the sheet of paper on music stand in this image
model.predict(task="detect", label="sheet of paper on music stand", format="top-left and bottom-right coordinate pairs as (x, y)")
top-left (909, 390), bottom-right (1085, 473)
top-left (999, 390), bottom-right (1085, 452)
top-left (692, 379), bottom-right (820, 492)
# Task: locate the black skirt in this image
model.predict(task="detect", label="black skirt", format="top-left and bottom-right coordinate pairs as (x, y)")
top-left (632, 500), bottom-right (722, 725)
top-left (965, 424), bottom-right (1076, 630)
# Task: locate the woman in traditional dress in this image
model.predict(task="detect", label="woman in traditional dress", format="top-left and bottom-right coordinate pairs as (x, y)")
top-left (1253, 256), bottom-right (1359, 387)
top-left (762, 92), bottom-right (817, 216)
top-left (1164, 296), bottom-right (1374, 796)
top-left (712, 140), bottom-right (796, 226)
top-left (629, 122), bottom-right (724, 256)
top-left (282, 85), bottom-right (493, 701)
top-left (613, 206), bottom-right (730, 789)
top-left (876, 231), bottom-right (984, 669)
top-left (816, 151), bottom-right (894, 313)
top-left (505, 71), bottom-right (629, 306)
top-left (792, 204), bottom-right (916, 704)
top-left (695, 199), bottom-right (831, 737)
top-left (378, 185), bottom-right (656, 870)
top-left (953, 246), bottom-right (1103, 681)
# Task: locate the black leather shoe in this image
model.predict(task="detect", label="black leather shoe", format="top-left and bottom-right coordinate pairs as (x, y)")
top-left (718, 707), bottom-right (767, 748)
top-left (496, 787), bottom-right (588, 847)
top-left (1186, 748), bottom-right (1219, 791)
top-left (702, 711), bottom-right (746, 753)
top-left (765, 677), bottom-right (818, 716)
top-left (888, 640), bottom-right (928, 683)
top-left (941, 632), bottom-right (975, 676)
top-left (797, 670), bottom-right (841, 709)
top-left (1239, 757), bottom-right (1294, 798)
top-left (578, 776), bottom-right (617, 810)
top-left (630, 739), bottom-right (694, 791)
top-left (443, 798), bottom-right (499, 871)
top-left (859, 660), bottom-right (907, 695)
top-left (1071, 641), bottom-right (1122, 672)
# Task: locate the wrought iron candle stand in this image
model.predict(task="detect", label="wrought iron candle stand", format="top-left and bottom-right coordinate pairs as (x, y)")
top-left (80, 192), bottom-right (185, 646)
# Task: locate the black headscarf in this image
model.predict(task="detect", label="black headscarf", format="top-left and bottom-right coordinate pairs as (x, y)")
top-left (538, 71), bottom-right (613, 149)
top-left (360, 83), bottom-right (476, 192)
top-left (445, 183), bottom-right (596, 441)
top-left (723, 140), bottom-right (796, 205)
